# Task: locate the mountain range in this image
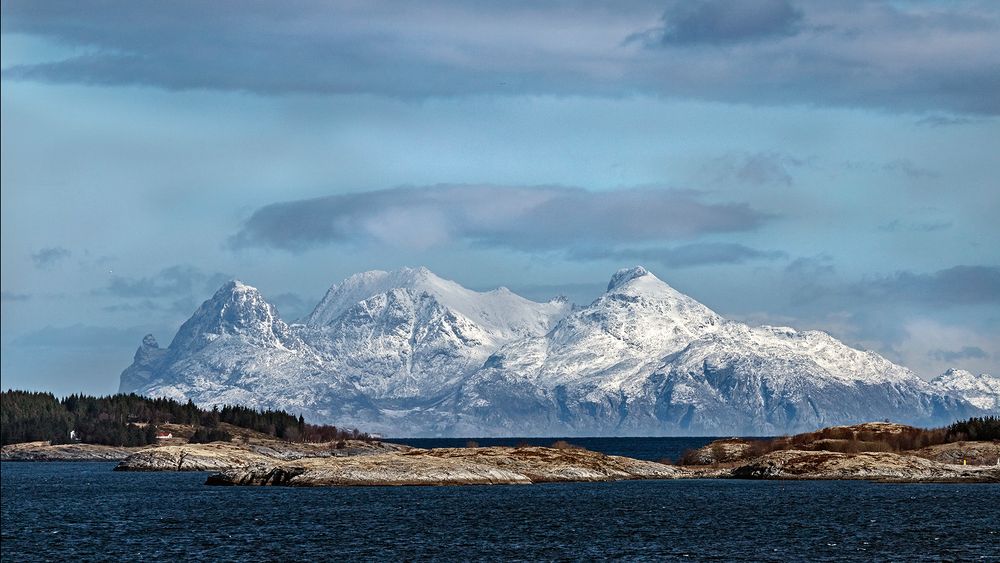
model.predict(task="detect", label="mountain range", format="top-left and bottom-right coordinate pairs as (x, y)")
top-left (120, 266), bottom-right (997, 436)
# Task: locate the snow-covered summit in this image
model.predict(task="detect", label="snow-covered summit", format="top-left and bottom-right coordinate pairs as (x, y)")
top-left (607, 265), bottom-right (650, 291)
top-left (167, 279), bottom-right (298, 353)
top-left (306, 267), bottom-right (569, 339)
top-left (931, 369), bottom-right (1000, 411)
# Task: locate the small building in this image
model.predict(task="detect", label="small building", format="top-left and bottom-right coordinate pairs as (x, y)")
top-left (155, 432), bottom-right (173, 440)
top-left (69, 430), bottom-right (80, 442)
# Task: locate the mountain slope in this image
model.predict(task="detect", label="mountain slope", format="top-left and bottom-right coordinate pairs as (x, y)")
top-left (301, 267), bottom-right (571, 400)
top-left (449, 270), bottom-right (981, 435)
top-left (931, 369), bottom-right (1000, 411)
top-left (120, 266), bottom-right (986, 436)
top-left (120, 281), bottom-right (372, 419)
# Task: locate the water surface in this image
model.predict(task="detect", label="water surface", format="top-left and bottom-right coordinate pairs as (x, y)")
top-left (3, 460), bottom-right (998, 561)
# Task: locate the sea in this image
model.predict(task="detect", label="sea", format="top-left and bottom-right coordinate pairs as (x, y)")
top-left (2, 437), bottom-right (999, 562)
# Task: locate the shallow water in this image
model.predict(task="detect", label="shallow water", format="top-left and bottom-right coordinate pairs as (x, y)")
top-left (2, 457), bottom-right (998, 561)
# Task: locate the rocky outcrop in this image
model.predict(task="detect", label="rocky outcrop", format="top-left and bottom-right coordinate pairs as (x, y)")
top-left (114, 443), bottom-right (277, 471)
top-left (913, 441), bottom-right (1000, 466)
top-left (114, 439), bottom-right (402, 471)
top-left (729, 450), bottom-right (1000, 482)
top-left (1, 441), bottom-right (138, 461)
top-left (680, 439), bottom-right (755, 464)
top-left (205, 446), bottom-right (685, 486)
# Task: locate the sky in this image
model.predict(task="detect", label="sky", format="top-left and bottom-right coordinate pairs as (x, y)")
top-left (1, 0), bottom-right (998, 396)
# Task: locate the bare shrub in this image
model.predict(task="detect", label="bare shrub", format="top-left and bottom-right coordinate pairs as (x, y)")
top-left (551, 440), bottom-right (584, 450)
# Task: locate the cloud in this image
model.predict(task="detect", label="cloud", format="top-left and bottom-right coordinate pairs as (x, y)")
top-left (230, 185), bottom-right (772, 253)
top-left (916, 114), bottom-right (980, 127)
top-left (640, 0), bottom-right (803, 46)
top-left (768, 261), bottom-right (999, 377)
top-left (704, 152), bottom-right (803, 187)
top-left (856, 266), bottom-right (1000, 307)
top-left (15, 324), bottom-right (151, 349)
top-left (104, 265), bottom-right (230, 298)
top-left (1, 291), bottom-right (31, 302)
top-left (269, 292), bottom-right (312, 321)
top-left (878, 219), bottom-right (952, 233)
top-left (569, 242), bottom-right (786, 268)
top-left (929, 346), bottom-right (989, 363)
top-left (30, 246), bottom-right (71, 268)
top-left (786, 261), bottom-right (1000, 309)
top-left (2, 1), bottom-right (998, 114)
top-left (882, 159), bottom-right (939, 179)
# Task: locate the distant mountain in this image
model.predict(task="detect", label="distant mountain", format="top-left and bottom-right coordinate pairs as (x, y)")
top-left (120, 266), bottom-right (988, 436)
top-left (931, 369), bottom-right (1000, 411)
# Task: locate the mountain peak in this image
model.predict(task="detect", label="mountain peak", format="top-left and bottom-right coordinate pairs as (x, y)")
top-left (166, 279), bottom-right (294, 352)
top-left (607, 266), bottom-right (650, 291)
top-left (215, 279), bottom-right (258, 296)
top-left (932, 369), bottom-right (1000, 411)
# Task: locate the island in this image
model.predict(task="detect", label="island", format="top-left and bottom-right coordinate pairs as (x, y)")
top-left (107, 421), bottom-right (1000, 486)
top-left (3, 388), bottom-right (996, 485)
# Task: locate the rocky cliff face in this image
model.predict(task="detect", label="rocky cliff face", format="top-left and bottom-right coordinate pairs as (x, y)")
top-left (118, 334), bottom-right (167, 393)
top-left (120, 266), bottom-right (988, 436)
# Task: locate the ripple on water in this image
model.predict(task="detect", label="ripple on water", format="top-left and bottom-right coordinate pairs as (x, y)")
top-left (2, 460), bottom-right (999, 561)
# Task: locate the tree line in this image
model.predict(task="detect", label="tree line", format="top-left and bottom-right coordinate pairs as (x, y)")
top-left (1, 390), bottom-right (374, 447)
top-left (678, 416), bottom-right (1000, 465)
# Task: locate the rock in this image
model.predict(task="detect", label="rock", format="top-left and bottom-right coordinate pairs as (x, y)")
top-left (206, 446), bottom-right (686, 486)
top-left (913, 441), bottom-right (1000, 466)
top-left (729, 449), bottom-right (1000, 482)
top-left (113, 439), bottom-right (406, 471)
top-left (115, 443), bottom-right (275, 471)
top-left (0, 441), bottom-right (138, 461)
top-left (680, 439), bottom-right (754, 464)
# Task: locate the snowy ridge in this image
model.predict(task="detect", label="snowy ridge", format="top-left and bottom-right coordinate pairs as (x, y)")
top-left (120, 266), bottom-right (987, 436)
top-left (931, 369), bottom-right (1000, 411)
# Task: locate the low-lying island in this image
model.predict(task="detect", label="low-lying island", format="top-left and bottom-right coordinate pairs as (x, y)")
top-left (107, 422), bottom-right (1000, 486)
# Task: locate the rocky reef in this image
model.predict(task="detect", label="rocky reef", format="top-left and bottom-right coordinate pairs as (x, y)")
top-left (204, 446), bottom-right (684, 486)
top-left (729, 450), bottom-right (999, 482)
top-left (114, 439), bottom-right (404, 471)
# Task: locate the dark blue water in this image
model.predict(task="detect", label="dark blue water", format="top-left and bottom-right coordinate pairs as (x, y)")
top-left (3, 461), bottom-right (999, 561)
top-left (389, 436), bottom-right (716, 463)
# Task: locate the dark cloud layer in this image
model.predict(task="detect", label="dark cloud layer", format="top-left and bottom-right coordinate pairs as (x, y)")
top-left (570, 242), bottom-right (786, 268)
top-left (15, 324), bottom-right (151, 348)
top-left (929, 346), bottom-right (989, 363)
top-left (104, 265), bottom-right (230, 299)
top-left (3, 0), bottom-right (998, 113)
top-left (230, 185), bottom-right (770, 253)
top-left (30, 246), bottom-right (71, 268)
top-left (857, 266), bottom-right (1000, 306)
top-left (648, 0), bottom-right (803, 45)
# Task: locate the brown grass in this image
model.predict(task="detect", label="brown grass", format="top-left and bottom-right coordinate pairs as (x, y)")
top-left (550, 440), bottom-right (585, 451)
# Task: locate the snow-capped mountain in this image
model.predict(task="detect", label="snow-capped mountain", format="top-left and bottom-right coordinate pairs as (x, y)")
top-left (120, 266), bottom-right (987, 436)
top-left (931, 369), bottom-right (1000, 411)
top-left (448, 268), bottom-right (978, 435)
top-left (301, 267), bottom-right (570, 400)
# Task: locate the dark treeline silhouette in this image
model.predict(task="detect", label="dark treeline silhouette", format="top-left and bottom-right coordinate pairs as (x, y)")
top-left (1, 390), bottom-right (374, 447)
top-left (679, 416), bottom-right (1000, 465)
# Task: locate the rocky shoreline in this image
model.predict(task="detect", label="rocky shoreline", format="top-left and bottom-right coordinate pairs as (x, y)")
top-left (198, 445), bottom-right (998, 486)
top-left (6, 420), bottom-right (998, 485)
top-left (0, 441), bottom-right (140, 462)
